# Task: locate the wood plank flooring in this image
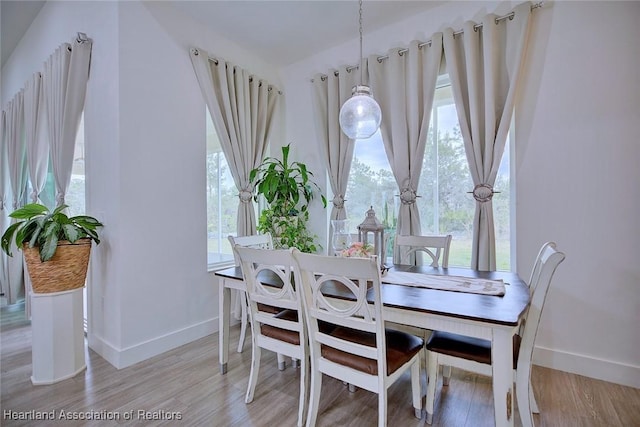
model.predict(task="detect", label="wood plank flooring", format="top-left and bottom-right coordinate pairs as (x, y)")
top-left (2, 302), bottom-right (639, 426)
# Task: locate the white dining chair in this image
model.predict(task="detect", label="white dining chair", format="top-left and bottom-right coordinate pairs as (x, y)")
top-left (292, 250), bottom-right (423, 427)
top-left (393, 234), bottom-right (452, 267)
top-left (425, 242), bottom-right (565, 427)
top-left (390, 233), bottom-right (453, 347)
top-left (228, 233), bottom-right (275, 354)
top-left (234, 246), bottom-right (309, 427)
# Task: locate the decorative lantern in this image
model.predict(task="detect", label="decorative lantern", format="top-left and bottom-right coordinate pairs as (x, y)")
top-left (357, 206), bottom-right (385, 263)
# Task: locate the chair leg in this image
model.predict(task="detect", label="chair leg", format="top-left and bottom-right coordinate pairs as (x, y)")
top-left (306, 365), bottom-right (322, 427)
top-left (516, 365), bottom-right (535, 427)
top-left (411, 357), bottom-right (422, 419)
top-left (297, 355), bottom-right (309, 427)
top-left (245, 345), bottom-right (261, 403)
top-left (425, 351), bottom-right (438, 425)
top-left (277, 353), bottom-right (286, 371)
top-left (442, 365), bottom-right (452, 386)
top-left (378, 388), bottom-right (387, 427)
top-left (237, 292), bottom-right (248, 353)
top-left (529, 381), bottom-right (539, 414)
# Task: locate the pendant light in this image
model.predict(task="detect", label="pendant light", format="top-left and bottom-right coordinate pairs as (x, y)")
top-left (339, 0), bottom-right (382, 140)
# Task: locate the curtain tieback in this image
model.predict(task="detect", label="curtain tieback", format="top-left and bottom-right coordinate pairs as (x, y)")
top-left (238, 189), bottom-right (253, 204)
top-left (469, 183), bottom-right (500, 203)
top-left (0, 197), bottom-right (4, 211)
top-left (398, 188), bottom-right (419, 205)
top-left (332, 194), bottom-right (346, 209)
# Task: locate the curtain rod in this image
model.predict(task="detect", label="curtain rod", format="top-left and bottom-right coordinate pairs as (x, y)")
top-left (313, 1), bottom-right (543, 82)
top-left (191, 48), bottom-right (283, 94)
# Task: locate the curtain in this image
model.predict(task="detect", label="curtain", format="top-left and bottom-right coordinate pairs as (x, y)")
top-left (5, 94), bottom-right (28, 304)
top-left (368, 36), bottom-right (443, 261)
top-left (190, 48), bottom-right (280, 237)
top-left (0, 109), bottom-right (8, 297)
top-left (190, 47), bottom-right (280, 320)
top-left (43, 38), bottom-right (92, 208)
top-left (311, 65), bottom-right (358, 249)
top-left (24, 72), bottom-right (48, 203)
top-left (443, 2), bottom-right (532, 270)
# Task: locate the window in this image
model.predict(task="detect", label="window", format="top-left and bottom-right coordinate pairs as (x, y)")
top-left (35, 113), bottom-right (85, 214)
top-left (344, 130), bottom-right (396, 260)
top-left (206, 110), bottom-right (237, 267)
top-left (66, 113), bottom-right (86, 217)
top-left (344, 78), bottom-right (511, 269)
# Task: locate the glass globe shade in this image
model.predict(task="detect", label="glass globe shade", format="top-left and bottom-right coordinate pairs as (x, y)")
top-left (339, 86), bottom-right (382, 139)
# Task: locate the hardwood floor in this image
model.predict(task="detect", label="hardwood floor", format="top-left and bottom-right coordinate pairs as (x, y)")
top-left (2, 302), bottom-right (639, 426)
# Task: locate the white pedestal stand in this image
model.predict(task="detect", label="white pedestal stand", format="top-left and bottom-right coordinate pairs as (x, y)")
top-left (30, 287), bottom-right (86, 385)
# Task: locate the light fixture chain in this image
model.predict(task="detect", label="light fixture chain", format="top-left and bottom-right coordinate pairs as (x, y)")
top-left (359, 0), bottom-right (363, 85)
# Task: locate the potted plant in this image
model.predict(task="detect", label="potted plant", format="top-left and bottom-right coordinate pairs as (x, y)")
top-left (1, 203), bottom-right (103, 293)
top-left (249, 143), bottom-right (326, 253)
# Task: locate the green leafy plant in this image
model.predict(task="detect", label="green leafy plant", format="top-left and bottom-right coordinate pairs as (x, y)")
top-left (1, 203), bottom-right (103, 262)
top-left (257, 208), bottom-right (320, 253)
top-left (250, 143), bottom-right (326, 252)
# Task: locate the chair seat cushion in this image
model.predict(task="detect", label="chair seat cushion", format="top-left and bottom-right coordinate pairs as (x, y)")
top-left (260, 309), bottom-right (300, 345)
top-left (321, 327), bottom-right (423, 376)
top-left (426, 330), bottom-right (522, 367)
top-left (260, 309), bottom-right (335, 345)
top-left (257, 303), bottom-right (282, 314)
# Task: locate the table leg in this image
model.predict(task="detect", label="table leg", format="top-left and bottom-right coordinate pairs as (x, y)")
top-left (492, 328), bottom-right (514, 427)
top-left (219, 279), bottom-right (231, 374)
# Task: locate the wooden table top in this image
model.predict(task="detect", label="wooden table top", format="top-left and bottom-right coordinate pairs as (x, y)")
top-left (215, 264), bottom-right (529, 327)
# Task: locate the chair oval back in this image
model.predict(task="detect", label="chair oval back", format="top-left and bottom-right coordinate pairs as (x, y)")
top-left (234, 245), bottom-right (299, 315)
top-left (228, 233), bottom-right (274, 266)
top-left (394, 234), bottom-right (452, 268)
top-left (293, 251), bottom-right (387, 375)
top-left (295, 252), bottom-right (383, 335)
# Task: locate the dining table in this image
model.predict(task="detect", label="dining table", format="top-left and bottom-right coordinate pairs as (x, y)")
top-left (214, 263), bottom-right (530, 427)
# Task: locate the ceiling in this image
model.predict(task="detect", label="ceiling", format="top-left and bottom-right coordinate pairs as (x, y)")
top-left (1, 1), bottom-right (445, 69)
top-left (169, 1), bottom-right (445, 65)
top-left (1, 0), bottom-right (46, 67)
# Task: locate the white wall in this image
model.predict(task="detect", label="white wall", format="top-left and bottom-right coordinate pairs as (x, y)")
top-left (514, 1), bottom-right (640, 387)
top-left (1, 0), bottom-right (282, 368)
top-left (281, 1), bottom-right (640, 388)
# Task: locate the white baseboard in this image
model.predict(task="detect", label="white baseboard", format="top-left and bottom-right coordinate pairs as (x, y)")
top-left (534, 345), bottom-right (640, 389)
top-left (88, 317), bottom-right (218, 369)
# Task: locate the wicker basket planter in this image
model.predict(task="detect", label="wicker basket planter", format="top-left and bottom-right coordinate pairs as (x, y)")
top-left (23, 239), bottom-right (92, 294)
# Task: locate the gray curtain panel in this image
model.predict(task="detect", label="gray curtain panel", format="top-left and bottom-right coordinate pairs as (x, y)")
top-left (0, 109), bottom-right (8, 298)
top-left (368, 36), bottom-right (443, 262)
top-left (43, 38), bottom-right (92, 208)
top-left (5, 93), bottom-right (28, 304)
top-left (311, 65), bottom-right (358, 250)
top-left (443, 2), bottom-right (532, 270)
top-left (24, 72), bottom-right (48, 204)
top-left (190, 48), bottom-right (281, 237)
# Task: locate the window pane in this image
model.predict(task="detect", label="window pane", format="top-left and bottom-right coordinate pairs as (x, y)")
top-left (206, 111), bottom-right (237, 266)
top-left (66, 113), bottom-right (85, 216)
top-left (494, 141), bottom-right (511, 271)
top-left (344, 130), bottom-right (396, 260)
top-left (418, 85), bottom-right (475, 267)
